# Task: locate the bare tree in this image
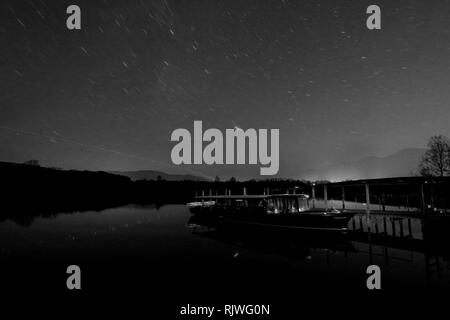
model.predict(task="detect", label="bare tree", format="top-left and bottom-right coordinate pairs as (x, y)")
top-left (419, 135), bottom-right (450, 177)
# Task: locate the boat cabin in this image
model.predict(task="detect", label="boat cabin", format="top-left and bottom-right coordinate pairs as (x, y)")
top-left (194, 194), bottom-right (311, 215)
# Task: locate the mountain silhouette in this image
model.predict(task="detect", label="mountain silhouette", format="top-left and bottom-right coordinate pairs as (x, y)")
top-left (299, 148), bottom-right (426, 181)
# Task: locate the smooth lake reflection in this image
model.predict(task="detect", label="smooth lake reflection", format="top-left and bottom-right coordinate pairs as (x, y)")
top-left (1, 204), bottom-right (450, 302)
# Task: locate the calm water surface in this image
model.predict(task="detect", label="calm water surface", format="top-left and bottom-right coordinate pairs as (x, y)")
top-left (1, 204), bottom-right (450, 311)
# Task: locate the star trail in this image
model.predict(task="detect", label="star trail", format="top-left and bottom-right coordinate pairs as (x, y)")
top-left (1, 0), bottom-right (450, 179)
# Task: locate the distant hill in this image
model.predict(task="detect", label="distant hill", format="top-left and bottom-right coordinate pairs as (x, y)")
top-left (110, 170), bottom-right (211, 181)
top-left (0, 160), bottom-right (135, 224)
top-left (299, 148), bottom-right (426, 181)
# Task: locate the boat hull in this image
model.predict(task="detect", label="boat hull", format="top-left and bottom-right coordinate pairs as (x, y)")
top-left (188, 207), bottom-right (354, 232)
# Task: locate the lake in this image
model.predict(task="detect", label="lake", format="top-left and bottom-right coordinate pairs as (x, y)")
top-left (1, 204), bottom-right (449, 316)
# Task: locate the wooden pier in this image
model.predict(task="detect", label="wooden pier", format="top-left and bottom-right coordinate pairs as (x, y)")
top-left (310, 176), bottom-right (450, 215)
top-left (196, 176), bottom-right (450, 216)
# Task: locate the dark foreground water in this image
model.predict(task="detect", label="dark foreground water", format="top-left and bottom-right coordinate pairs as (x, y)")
top-left (1, 205), bottom-right (450, 317)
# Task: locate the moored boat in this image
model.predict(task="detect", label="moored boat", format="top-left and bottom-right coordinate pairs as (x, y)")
top-left (187, 193), bottom-right (354, 231)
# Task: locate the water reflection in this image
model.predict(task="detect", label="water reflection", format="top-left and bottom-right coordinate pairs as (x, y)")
top-left (0, 203), bottom-right (165, 227)
top-left (188, 215), bottom-right (356, 261)
top-left (1, 205), bottom-right (450, 295)
top-left (187, 213), bottom-right (450, 288)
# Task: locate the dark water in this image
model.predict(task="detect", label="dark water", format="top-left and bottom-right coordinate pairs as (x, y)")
top-left (1, 205), bottom-right (450, 316)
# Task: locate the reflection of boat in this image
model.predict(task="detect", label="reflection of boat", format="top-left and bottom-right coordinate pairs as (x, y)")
top-left (187, 194), bottom-right (354, 232)
top-left (187, 215), bottom-right (356, 259)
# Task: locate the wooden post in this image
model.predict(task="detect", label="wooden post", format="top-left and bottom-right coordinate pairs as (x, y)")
top-left (365, 183), bottom-right (371, 215)
top-left (407, 218), bottom-right (412, 238)
top-left (312, 184), bottom-right (316, 209)
top-left (243, 187), bottom-right (247, 206)
top-left (444, 185), bottom-right (448, 213)
top-left (399, 220), bottom-right (404, 237)
top-left (430, 183), bottom-right (435, 212)
top-left (341, 186), bottom-right (346, 210)
top-left (406, 194), bottom-right (410, 212)
top-left (420, 183), bottom-right (425, 213)
top-left (324, 184), bottom-right (328, 210)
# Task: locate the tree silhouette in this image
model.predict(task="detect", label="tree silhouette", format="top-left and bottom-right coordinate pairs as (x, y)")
top-left (419, 135), bottom-right (450, 177)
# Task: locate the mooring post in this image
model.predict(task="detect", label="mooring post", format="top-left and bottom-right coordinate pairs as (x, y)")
top-left (365, 183), bottom-right (372, 234)
top-left (365, 183), bottom-right (371, 215)
top-left (399, 219), bottom-right (404, 237)
top-left (408, 218), bottom-right (412, 238)
top-left (311, 184), bottom-right (316, 208)
top-left (406, 194), bottom-right (410, 212)
top-left (430, 182), bottom-right (435, 212)
top-left (420, 183), bottom-right (425, 214)
top-left (444, 185), bottom-right (448, 213)
top-left (341, 186), bottom-right (346, 210)
top-left (243, 187), bottom-right (248, 206)
top-left (324, 184), bottom-right (328, 210)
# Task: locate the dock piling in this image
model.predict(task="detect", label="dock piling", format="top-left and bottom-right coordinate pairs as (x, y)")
top-left (365, 183), bottom-right (371, 215)
top-left (420, 183), bottom-right (425, 213)
top-left (311, 184), bottom-right (316, 209)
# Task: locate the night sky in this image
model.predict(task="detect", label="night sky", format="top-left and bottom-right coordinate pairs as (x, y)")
top-left (2, 0), bottom-right (450, 179)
